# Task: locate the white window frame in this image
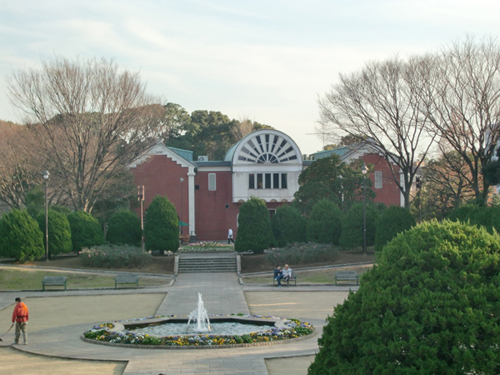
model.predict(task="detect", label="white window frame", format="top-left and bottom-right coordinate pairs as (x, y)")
top-left (375, 171), bottom-right (382, 189)
top-left (208, 173), bottom-right (216, 191)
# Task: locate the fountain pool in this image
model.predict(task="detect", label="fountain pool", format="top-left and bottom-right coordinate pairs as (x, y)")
top-left (82, 293), bottom-right (315, 348)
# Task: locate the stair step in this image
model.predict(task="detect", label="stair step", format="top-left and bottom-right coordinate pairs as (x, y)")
top-left (177, 256), bottom-right (237, 274)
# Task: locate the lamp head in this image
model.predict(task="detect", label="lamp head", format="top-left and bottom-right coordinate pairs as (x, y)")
top-left (180, 177), bottom-right (184, 183)
top-left (361, 164), bottom-right (367, 175)
top-left (42, 170), bottom-right (50, 180)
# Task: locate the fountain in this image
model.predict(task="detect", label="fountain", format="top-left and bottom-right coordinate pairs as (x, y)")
top-left (186, 293), bottom-right (211, 333)
top-left (82, 293), bottom-right (315, 348)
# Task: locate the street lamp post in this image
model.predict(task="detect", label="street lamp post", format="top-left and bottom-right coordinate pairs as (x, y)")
top-left (137, 185), bottom-right (145, 251)
top-left (361, 164), bottom-right (367, 256)
top-left (180, 177), bottom-right (184, 235)
top-left (42, 170), bottom-right (50, 262)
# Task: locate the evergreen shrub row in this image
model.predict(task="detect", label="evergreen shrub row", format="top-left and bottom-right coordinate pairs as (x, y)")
top-left (265, 242), bottom-right (337, 265)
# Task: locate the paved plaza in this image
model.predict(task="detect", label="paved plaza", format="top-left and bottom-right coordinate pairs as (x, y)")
top-left (0, 268), bottom-right (357, 375)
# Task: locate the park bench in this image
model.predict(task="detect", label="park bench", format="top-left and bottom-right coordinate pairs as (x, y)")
top-left (273, 275), bottom-right (297, 287)
top-left (115, 274), bottom-right (139, 289)
top-left (334, 270), bottom-right (359, 285)
top-left (42, 276), bottom-right (67, 291)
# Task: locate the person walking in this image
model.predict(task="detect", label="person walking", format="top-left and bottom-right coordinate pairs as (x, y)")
top-left (11, 297), bottom-right (29, 345)
top-left (228, 227), bottom-right (235, 244)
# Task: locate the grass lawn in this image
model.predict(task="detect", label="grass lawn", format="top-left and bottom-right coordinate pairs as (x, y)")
top-left (241, 265), bottom-right (372, 284)
top-left (0, 268), bottom-right (170, 290)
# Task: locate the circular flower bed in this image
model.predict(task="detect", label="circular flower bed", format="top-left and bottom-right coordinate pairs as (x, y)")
top-left (82, 314), bottom-right (314, 348)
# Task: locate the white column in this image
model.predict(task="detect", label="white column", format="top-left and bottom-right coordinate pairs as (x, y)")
top-left (188, 169), bottom-right (196, 235)
top-left (399, 172), bottom-right (405, 207)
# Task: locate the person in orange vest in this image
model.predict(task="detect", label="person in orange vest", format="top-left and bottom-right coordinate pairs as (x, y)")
top-left (11, 297), bottom-right (29, 345)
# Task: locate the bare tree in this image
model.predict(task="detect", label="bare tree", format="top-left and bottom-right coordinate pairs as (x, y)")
top-left (318, 56), bottom-right (437, 208)
top-left (424, 37), bottom-right (500, 202)
top-left (8, 56), bottom-right (165, 212)
top-left (421, 144), bottom-right (477, 219)
top-left (0, 121), bottom-right (40, 209)
top-left (230, 117), bottom-right (254, 140)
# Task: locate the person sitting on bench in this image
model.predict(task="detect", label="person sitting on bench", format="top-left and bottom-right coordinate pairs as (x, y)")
top-left (282, 264), bottom-right (292, 284)
top-left (274, 265), bottom-right (283, 287)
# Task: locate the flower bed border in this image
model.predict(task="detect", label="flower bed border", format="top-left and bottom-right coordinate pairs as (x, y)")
top-left (82, 314), bottom-right (315, 349)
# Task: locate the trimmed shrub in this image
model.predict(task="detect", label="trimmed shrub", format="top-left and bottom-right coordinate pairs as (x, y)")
top-left (80, 245), bottom-right (151, 268)
top-left (235, 196), bottom-right (275, 254)
top-left (67, 211), bottom-right (105, 252)
top-left (374, 206), bottom-right (415, 252)
top-left (106, 209), bottom-right (142, 247)
top-left (306, 199), bottom-right (343, 245)
top-left (144, 195), bottom-right (179, 253)
top-left (309, 220), bottom-right (500, 375)
top-left (339, 202), bottom-right (379, 248)
top-left (265, 242), bottom-right (337, 265)
top-left (447, 204), bottom-right (500, 234)
top-left (0, 209), bottom-right (44, 262)
top-left (36, 209), bottom-right (72, 258)
top-left (271, 205), bottom-right (306, 247)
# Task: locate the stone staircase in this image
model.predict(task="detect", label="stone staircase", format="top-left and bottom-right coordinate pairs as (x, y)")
top-left (177, 254), bottom-right (237, 273)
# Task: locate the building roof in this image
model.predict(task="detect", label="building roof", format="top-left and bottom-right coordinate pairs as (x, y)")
top-left (169, 147), bottom-right (193, 161)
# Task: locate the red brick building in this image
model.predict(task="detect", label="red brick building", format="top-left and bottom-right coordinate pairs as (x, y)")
top-left (311, 142), bottom-right (404, 207)
top-left (129, 130), bottom-right (403, 242)
top-left (129, 129), bottom-right (309, 241)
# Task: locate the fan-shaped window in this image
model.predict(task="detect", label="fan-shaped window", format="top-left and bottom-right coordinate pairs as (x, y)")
top-left (236, 133), bottom-right (298, 164)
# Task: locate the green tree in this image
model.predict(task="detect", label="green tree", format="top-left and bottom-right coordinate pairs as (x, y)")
top-left (339, 202), bottom-right (379, 248)
top-left (161, 102), bottom-right (193, 150)
top-left (25, 186), bottom-right (45, 218)
top-left (144, 195), bottom-right (179, 253)
top-left (306, 200), bottom-right (343, 245)
top-left (271, 205), bottom-right (306, 247)
top-left (36, 209), bottom-right (72, 258)
top-left (375, 206), bottom-right (415, 252)
top-left (169, 110), bottom-right (238, 161)
top-left (106, 209), bottom-right (142, 247)
top-left (91, 170), bottom-right (136, 237)
top-left (235, 196), bottom-right (275, 254)
top-left (0, 209), bottom-right (44, 262)
top-left (294, 155), bottom-right (374, 215)
top-left (309, 220), bottom-right (500, 375)
top-left (447, 204), bottom-right (500, 235)
top-left (67, 211), bottom-right (105, 252)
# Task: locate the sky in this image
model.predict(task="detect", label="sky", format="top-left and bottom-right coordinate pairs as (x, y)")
top-left (1, 0), bottom-right (499, 155)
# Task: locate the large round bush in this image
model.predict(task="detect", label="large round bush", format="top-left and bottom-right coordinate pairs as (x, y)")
top-left (309, 220), bottom-right (500, 375)
top-left (374, 206), bottom-right (415, 251)
top-left (306, 199), bottom-right (343, 245)
top-left (0, 209), bottom-right (44, 262)
top-left (339, 202), bottom-right (379, 248)
top-left (271, 205), bottom-right (306, 247)
top-left (144, 195), bottom-right (179, 253)
top-left (235, 196), bottom-right (275, 254)
top-left (67, 211), bottom-right (105, 252)
top-left (37, 209), bottom-right (72, 258)
top-left (106, 209), bottom-right (142, 247)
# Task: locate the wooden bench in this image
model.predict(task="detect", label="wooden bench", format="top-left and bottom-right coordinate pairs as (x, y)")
top-left (335, 270), bottom-right (359, 285)
top-left (115, 274), bottom-right (139, 289)
top-left (273, 276), bottom-right (297, 287)
top-left (42, 276), bottom-right (67, 291)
